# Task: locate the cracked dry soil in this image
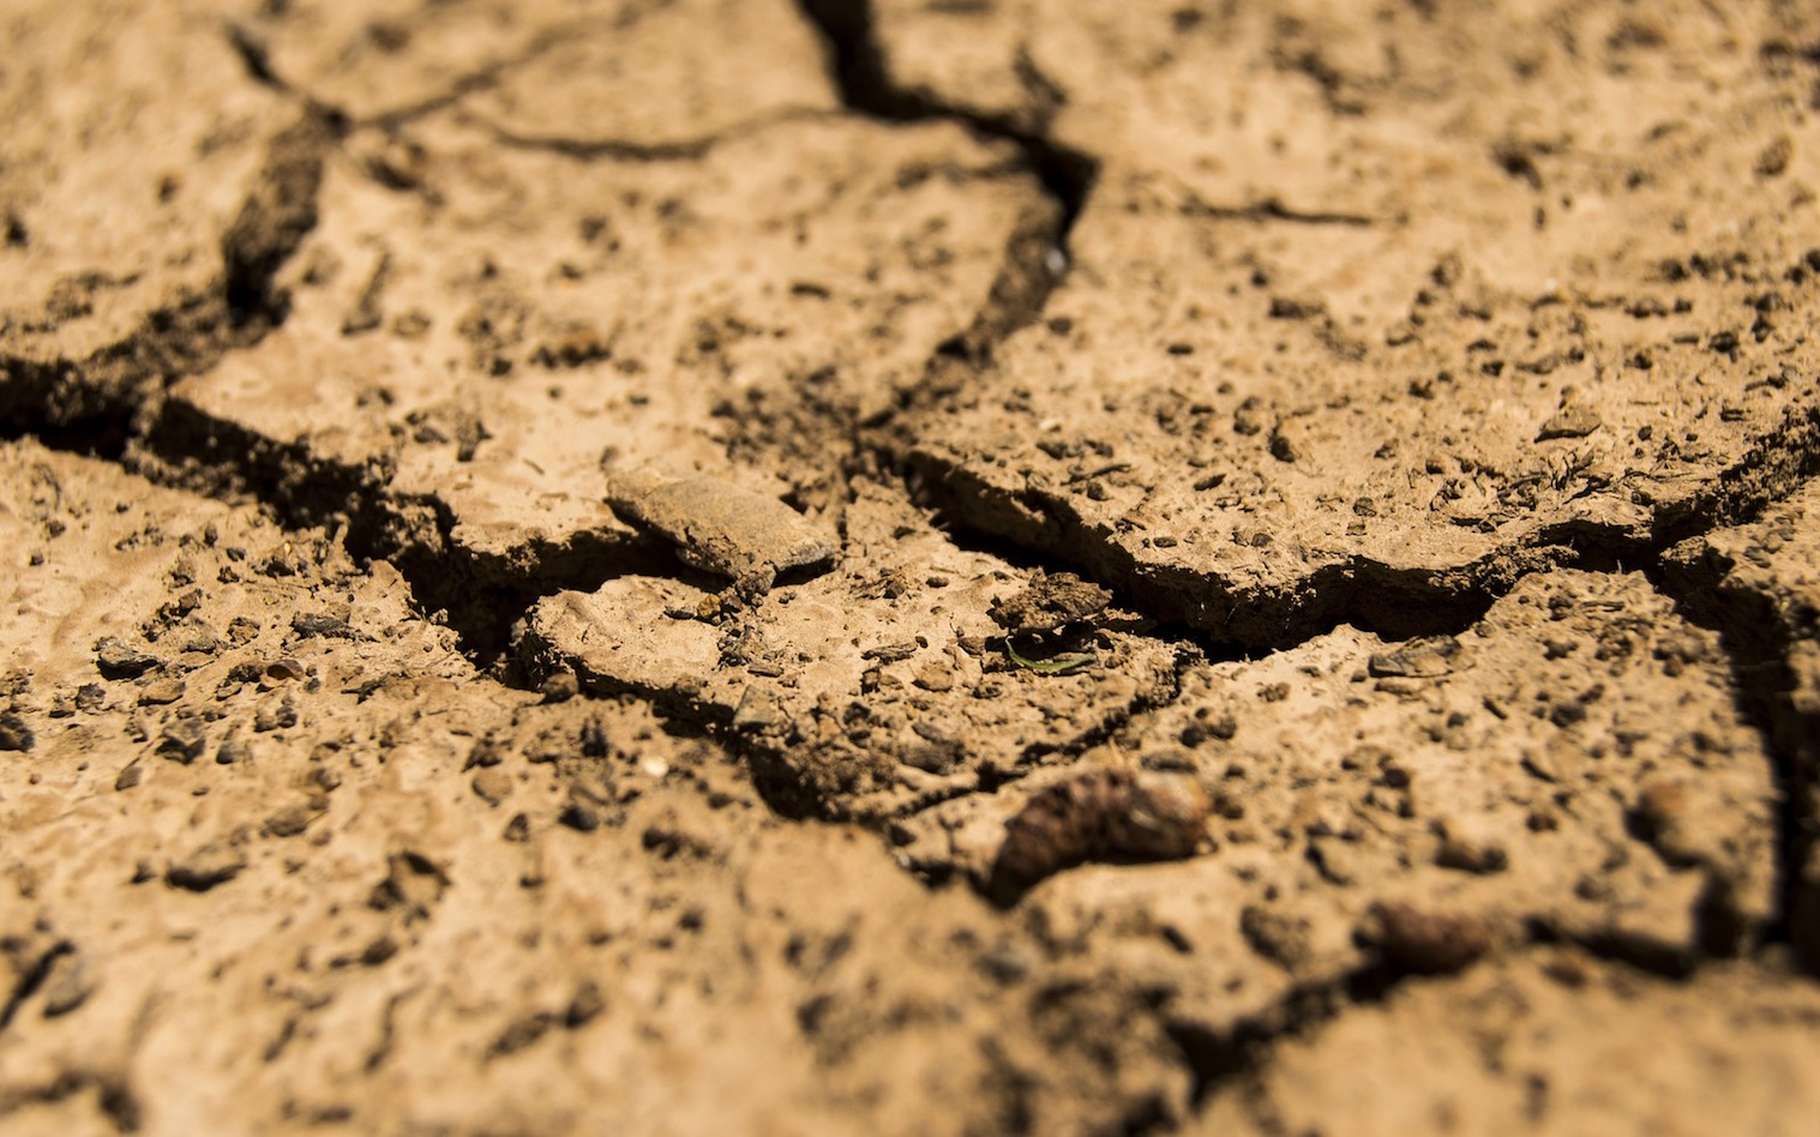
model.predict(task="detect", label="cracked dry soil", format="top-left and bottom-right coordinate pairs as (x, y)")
top-left (4, 1), bottom-right (1820, 1134)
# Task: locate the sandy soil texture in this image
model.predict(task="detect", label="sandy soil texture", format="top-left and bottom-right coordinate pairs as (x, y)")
top-left (4, 2), bottom-right (1820, 1134)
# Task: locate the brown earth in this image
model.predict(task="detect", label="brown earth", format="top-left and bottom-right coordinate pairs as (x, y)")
top-left (4, 2), bottom-right (1820, 1134)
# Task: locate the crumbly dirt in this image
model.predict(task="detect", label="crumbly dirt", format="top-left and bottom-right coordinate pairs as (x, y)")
top-left (4, 2), bottom-right (1820, 1135)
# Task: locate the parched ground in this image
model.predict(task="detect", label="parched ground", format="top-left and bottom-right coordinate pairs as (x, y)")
top-left (3, 2), bottom-right (1820, 1134)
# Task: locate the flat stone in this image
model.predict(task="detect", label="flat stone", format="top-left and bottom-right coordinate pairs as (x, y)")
top-left (605, 469), bottom-right (836, 589)
top-left (95, 638), bottom-right (161, 681)
top-left (1535, 405), bottom-right (1603, 441)
top-left (138, 678), bottom-right (187, 707)
top-left (522, 578), bottom-right (722, 706)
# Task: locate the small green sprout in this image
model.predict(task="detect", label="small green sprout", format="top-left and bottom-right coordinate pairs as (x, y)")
top-left (1004, 639), bottom-right (1096, 676)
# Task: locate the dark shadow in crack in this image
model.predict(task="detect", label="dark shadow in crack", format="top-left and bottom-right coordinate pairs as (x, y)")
top-left (898, 402), bottom-right (1820, 655)
top-left (795, 0), bottom-right (1098, 326)
top-left (136, 395), bottom-right (692, 668)
top-left (1653, 547), bottom-right (1820, 973)
top-left (472, 106), bottom-right (841, 162)
top-left (2, 106), bottom-right (340, 448)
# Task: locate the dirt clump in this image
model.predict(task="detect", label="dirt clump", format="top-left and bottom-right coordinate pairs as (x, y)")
top-left (990, 570), bottom-right (1113, 635)
top-left (989, 764), bottom-right (1210, 903)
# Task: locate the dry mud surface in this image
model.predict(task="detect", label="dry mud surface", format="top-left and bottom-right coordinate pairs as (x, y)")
top-left (4, 2), bottom-right (1820, 1134)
